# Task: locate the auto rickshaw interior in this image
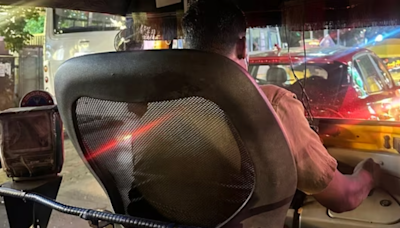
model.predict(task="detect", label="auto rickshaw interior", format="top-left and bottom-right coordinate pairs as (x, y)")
top-left (2, 0), bottom-right (400, 228)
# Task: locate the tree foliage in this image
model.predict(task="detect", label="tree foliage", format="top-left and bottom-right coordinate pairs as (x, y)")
top-left (25, 14), bottom-right (45, 35)
top-left (0, 6), bottom-right (44, 52)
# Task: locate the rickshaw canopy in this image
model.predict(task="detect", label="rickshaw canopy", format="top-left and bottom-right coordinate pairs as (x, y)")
top-left (0, 0), bottom-right (400, 29)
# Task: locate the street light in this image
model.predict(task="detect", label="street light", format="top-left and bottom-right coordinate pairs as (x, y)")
top-left (375, 34), bottom-right (384, 42)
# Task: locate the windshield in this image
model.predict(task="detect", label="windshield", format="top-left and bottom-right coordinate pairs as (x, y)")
top-left (249, 62), bottom-right (349, 118)
top-left (249, 63), bottom-right (329, 86)
top-left (0, 7), bottom-right (399, 121)
top-left (54, 9), bottom-right (125, 33)
top-left (248, 26), bottom-right (400, 121)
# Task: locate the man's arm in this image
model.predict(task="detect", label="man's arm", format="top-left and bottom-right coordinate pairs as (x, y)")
top-left (314, 160), bottom-right (377, 213)
top-left (260, 85), bottom-right (380, 213)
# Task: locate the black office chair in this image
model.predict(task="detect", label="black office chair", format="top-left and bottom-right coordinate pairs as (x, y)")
top-left (55, 50), bottom-right (297, 228)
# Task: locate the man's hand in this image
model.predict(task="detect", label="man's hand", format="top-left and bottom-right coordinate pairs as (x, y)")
top-left (313, 158), bottom-right (381, 213)
top-left (353, 158), bottom-right (382, 188)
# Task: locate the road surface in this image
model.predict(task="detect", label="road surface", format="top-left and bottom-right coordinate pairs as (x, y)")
top-left (0, 139), bottom-right (113, 228)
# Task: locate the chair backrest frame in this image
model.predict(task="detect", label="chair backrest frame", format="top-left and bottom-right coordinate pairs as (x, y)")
top-left (55, 50), bottom-right (297, 227)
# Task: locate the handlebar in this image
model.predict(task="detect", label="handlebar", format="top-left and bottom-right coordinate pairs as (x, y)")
top-left (0, 187), bottom-right (197, 228)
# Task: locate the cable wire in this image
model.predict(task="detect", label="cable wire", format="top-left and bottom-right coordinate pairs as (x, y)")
top-left (0, 187), bottom-right (199, 228)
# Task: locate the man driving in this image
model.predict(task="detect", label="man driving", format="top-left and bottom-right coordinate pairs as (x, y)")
top-left (182, 0), bottom-right (381, 213)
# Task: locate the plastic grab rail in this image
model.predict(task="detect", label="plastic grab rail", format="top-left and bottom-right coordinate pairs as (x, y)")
top-left (0, 187), bottom-right (198, 228)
